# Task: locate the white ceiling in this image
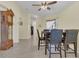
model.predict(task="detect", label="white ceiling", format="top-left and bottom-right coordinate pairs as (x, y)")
top-left (17, 1), bottom-right (75, 17)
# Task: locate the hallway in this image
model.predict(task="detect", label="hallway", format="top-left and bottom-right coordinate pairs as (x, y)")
top-left (0, 38), bottom-right (79, 58)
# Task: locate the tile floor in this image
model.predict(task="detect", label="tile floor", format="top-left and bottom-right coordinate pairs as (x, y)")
top-left (0, 37), bottom-right (79, 58)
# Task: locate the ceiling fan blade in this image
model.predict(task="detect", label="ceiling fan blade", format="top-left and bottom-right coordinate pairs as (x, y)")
top-left (44, 2), bottom-right (47, 5)
top-left (32, 4), bottom-right (41, 6)
top-left (47, 1), bottom-right (57, 5)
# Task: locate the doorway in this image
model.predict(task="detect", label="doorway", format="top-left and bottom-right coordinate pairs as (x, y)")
top-left (46, 19), bottom-right (56, 30)
top-left (31, 15), bottom-right (38, 46)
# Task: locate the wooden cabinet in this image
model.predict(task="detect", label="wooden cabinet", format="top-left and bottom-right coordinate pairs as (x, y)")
top-left (0, 9), bottom-right (14, 50)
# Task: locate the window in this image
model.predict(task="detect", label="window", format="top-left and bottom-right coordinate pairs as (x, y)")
top-left (46, 19), bottom-right (56, 30)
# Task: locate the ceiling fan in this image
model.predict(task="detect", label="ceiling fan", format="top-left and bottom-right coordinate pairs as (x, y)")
top-left (32, 1), bottom-right (57, 11)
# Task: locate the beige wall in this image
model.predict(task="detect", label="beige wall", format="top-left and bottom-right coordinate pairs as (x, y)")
top-left (58, 2), bottom-right (79, 29)
top-left (18, 9), bottom-right (31, 40)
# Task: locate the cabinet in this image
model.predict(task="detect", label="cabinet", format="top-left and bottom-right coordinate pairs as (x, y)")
top-left (0, 9), bottom-right (14, 50)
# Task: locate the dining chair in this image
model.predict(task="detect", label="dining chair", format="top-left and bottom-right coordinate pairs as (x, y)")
top-left (44, 29), bottom-right (51, 55)
top-left (37, 29), bottom-right (45, 50)
top-left (48, 29), bottom-right (63, 58)
top-left (63, 30), bottom-right (78, 57)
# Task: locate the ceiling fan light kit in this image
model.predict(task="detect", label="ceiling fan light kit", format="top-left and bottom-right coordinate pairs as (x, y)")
top-left (41, 5), bottom-right (47, 10)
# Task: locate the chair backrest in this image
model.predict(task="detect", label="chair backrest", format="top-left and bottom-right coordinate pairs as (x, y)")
top-left (50, 29), bottom-right (63, 44)
top-left (37, 29), bottom-right (41, 40)
top-left (44, 29), bottom-right (50, 38)
top-left (65, 30), bottom-right (78, 43)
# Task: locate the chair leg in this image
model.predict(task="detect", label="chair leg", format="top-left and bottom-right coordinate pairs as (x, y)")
top-left (55, 45), bottom-right (56, 51)
top-left (45, 45), bottom-right (47, 55)
top-left (60, 44), bottom-right (62, 58)
top-left (64, 44), bottom-right (69, 50)
top-left (49, 50), bottom-right (51, 58)
top-left (45, 39), bottom-right (48, 55)
top-left (75, 43), bottom-right (77, 57)
top-left (74, 42), bottom-right (77, 57)
top-left (64, 43), bottom-right (67, 58)
top-left (38, 39), bottom-right (40, 50)
top-left (49, 44), bottom-right (51, 58)
top-left (64, 49), bottom-right (66, 58)
top-left (49, 52), bottom-right (51, 58)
